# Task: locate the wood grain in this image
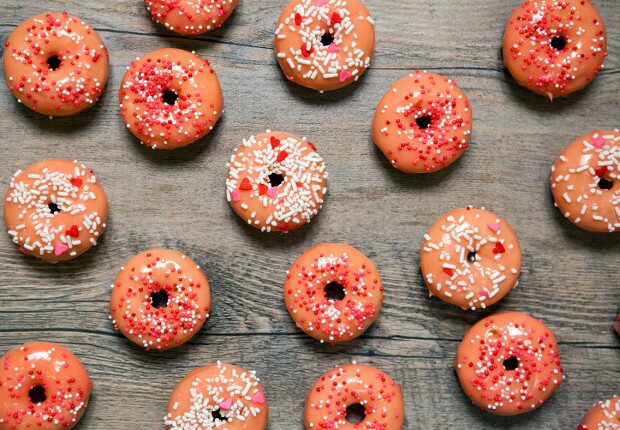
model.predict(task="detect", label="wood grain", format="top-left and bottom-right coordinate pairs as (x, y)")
top-left (0, 0), bottom-right (618, 429)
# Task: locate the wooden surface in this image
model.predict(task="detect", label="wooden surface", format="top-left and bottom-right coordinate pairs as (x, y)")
top-left (0, 0), bottom-right (618, 429)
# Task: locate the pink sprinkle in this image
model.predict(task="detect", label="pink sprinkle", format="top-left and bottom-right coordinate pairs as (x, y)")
top-left (54, 242), bottom-right (68, 256)
top-left (219, 398), bottom-right (233, 410)
top-left (487, 223), bottom-right (500, 232)
top-left (315, 0), bottom-right (328, 6)
top-left (251, 392), bottom-right (265, 404)
top-left (591, 137), bottom-right (605, 149)
top-left (17, 247), bottom-right (28, 254)
top-left (267, 187), bottom-right (278, 199)
top-left (231, 190), bottom-right (241, 202)
top-left (327, 43), bottom-right (340, 53)
top-left (339, 70), bottom-right (352, 82)
top-left (480, 289), bottom-right (489, 296)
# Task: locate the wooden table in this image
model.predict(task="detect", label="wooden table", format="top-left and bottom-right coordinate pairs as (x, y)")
top-left (0, 1), bottom-right (618, 428)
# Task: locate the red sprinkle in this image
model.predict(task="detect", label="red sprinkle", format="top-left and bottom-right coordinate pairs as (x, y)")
top-left (270, 136), bottom-right (281, 149)
top-left (493, 242), bottom-right (506, 254)
top-left (70, 178), bottom-right (83, 187)
top-left (65, 225), bottom-right (80, 238)
top-left (277, 151), bottom-right (289, 162)
top-left (239, 177), bottom-right (252, 190)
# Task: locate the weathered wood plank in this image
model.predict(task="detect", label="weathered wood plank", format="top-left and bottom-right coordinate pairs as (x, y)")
top-left (0, 0), bottom-right (618, 429)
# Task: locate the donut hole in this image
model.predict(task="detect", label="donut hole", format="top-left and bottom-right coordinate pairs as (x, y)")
top-left (47, 202), bottom-right (61, 215)
top-left (162, 89), bottom-right (179, 106)
top-left (46, 55), bottom-right (62, 71)
top-left (150, 289), bottom-right (169, 309)
top-left (550, 35), bottom-right (567, 51)
top-left (503, 356), bottom-right (519, 371)
top-left (598, 178), bottom-right (613, 190)
top-left (416, 115), bottom-right (432, 129)
top-left (324, 282), bottom-right (345, 301)
top-left (211, 408), bottom-right (225, 421)
top-left (268, 173), bottom-right (285, 187)
top-left (320, 32), bottom-right (335, 47)
top-left (345, 403), bottom-right (366, 423)
top-left (28, 385), bottom-right (47, 404)
top-left (467, 251), bottom-right (477, 263)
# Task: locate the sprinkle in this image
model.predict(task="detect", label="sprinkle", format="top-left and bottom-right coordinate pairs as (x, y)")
top-left (54, 242), bottom-right (69, 256)
top-left (339, 70), bottom-right (353, 82)
top-left (267, 187), bottom-right (278, 199)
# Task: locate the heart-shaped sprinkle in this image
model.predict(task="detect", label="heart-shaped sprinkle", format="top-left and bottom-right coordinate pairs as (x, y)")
top-left (278, 224), bottom-right (290, 232)
top-left (594, 166), bottom-right (608, 178)
top-left (316, 0), bottom-right (328, 6)
top-left (327, 43), bottom-right (340, 53)
top-left (339, 70), bottom-right (352, 82)
top-left (330, 12), bottom-right (342, 25)
top-left (270, 136), bottom-right (281, 149)
top-left (267, 187), bottom-right (278, 199)
top-left (591, 137), bottom-right (605, 149)
top-left (258, 184), bottom-right (268, 196)
top-left (296, 181), bottom-right (304, 187)
top-left (54, 242), bottom-right (69, 256)
top-left (239, 177), bottom-right (252, 191)
top-left (276, 151), bottom-right (289, 162)
top-left (70, 177), bottom-right (83, 187)
top-left (308, 142), bottom-right (317, 151)
top-left (17, 247), bottom-right (28, 254)
top-left (443, 268), bottom-right (454, 277)
top-left (294, 12), bottom-right (302, 26)
top-left (251, 392), bottom-right (265, 404)
top-left (301, 44), bottom-right (313, 57)
top-left (66, 225), bottom-right (80, 238)
top-left (493, 242), bottom-right (506, 254)
top-left (231, 190), bottom-right (241, 202)
top-left (219, 398), bottom-right (233, 410)
top-left (487, 223), bottom-right (500, 232)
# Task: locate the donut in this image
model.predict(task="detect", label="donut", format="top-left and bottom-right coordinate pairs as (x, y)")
top-left (372, 71), bottom-right (472, 173)
top-left (226, 131), bottom-right (328, 233)
top-left (454, 312), bottom-right (564, 415)
top-left (0, 342), bottom-right (92, 429)
top-left (3, 12), bottom-right (109, 116)
top-left (420, 207), bottom-right (522, 310)
top-left (165, 361), bottom-right (268, 429)
top-left (109, 249), bottom-right (211, 350)
top-left (551, 130), bottom-right (619, 233)
top-left (274, 0), bottom-right (375, 91)
top-left (578, 396), bottom-right (620, 429)
top-left (304, 363), bottom-right (404, 429)
top-left (4, 159), bottom-right (108, 263)
top-left (284, 243), bottom-right (383, 343)
top-left (145, 0), bottom-right (238, 35)
top-left (119, 48), bottom-right (223, 149)
top-left (502, 0), bottom-right (607, 99)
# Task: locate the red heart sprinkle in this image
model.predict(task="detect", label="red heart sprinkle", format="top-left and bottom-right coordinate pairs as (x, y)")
top-left (308, 142), bottom-right (317, 151)
top-left (278, 224), bottom-right (290, 232)
top-left (443, 268), bottom-right (454, 277)
top-left (239, 177), bottom-right (252, 191)
top-left (276, 151), bottom-right (289, 162)
top-left (493, 242), bottom-right (506, 254)
top-left (330, 12), bottom-right (342, 25)
top-left (301, 44), bottom-right (313, 57)
top-left (70, 177), bottom-right (82, 187)
top-left (66, 225), bottom-right (79, 238)
top-left (594, 166), bottom-right (608, 178)
top-left (270, 136), bottom-right (281, 149)
top-left (296, 181), bottom-right (304, 187)
top-left (294, 13), bottom-right (302, 25)
top-left (258, 184), bottom-right (268, 195)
